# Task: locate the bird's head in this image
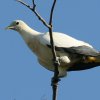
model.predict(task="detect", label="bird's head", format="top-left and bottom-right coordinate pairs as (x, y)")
top-left (6, 20), bottom-right (27, 32)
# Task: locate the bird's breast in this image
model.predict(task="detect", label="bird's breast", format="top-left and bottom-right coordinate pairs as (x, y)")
top-left (27, 39), bottom-right (53, 60)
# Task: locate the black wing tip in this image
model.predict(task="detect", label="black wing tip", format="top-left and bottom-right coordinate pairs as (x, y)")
top-left (68, 62), bottom-right (100, 71)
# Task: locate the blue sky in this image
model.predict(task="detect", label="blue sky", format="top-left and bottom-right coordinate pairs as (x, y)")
top-left (1, 0), bottom-right (100, 100)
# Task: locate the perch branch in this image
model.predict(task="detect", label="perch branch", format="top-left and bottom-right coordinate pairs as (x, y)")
top-left (17, 0), bottom-right (50, 28)
top-left (48, 0), bottom-right (60, 100)
top-left (17, 0), bottom-right (60, 100)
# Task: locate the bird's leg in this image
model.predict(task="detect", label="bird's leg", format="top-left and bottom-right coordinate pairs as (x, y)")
top-left (53, 56), bottom-right (61, 66)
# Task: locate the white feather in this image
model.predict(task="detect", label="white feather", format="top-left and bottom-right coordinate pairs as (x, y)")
top-left (38, 32), bottom-right (93, 48)
top-left (7, 20), bottom-right (94, 77)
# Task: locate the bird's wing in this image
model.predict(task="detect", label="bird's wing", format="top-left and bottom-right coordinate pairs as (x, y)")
top-left (47, 45), bottom-right (99, 56)
top-left (38, 32), bottom-right (99, 56)
top-left (55, 46), bottom-right (99, 56)
top-left (38, 32), bottom-right (93, 48)
top-left (68, 61), bottom-right (100, 71)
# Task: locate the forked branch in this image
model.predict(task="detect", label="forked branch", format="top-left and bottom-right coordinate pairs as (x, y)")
top-left (17, 0), bottom-right (60, 100)
top-left (17, 0), bottom-right (50, 28)
top-left (48, 0), bottom-right (60, 99)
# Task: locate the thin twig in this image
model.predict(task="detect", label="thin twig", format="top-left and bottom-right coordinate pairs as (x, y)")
top-left (49, 0), bottom-right (57, 63)
top-left (17, 0), bottom-right (50, 28)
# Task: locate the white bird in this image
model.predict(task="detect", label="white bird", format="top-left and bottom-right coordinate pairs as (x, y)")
top-left (6, 20), bottom-right (100, 77)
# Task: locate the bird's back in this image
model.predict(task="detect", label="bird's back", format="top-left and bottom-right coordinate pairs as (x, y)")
top-left (39, 32), bottom-right (93, 48)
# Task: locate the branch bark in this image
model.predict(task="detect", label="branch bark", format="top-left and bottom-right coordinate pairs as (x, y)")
top-left (17, 0), bottom-right (50, 28)
top-left (17, 0), bottom-right (60, 100)
top-left (48, 0), bottom-right (60, 100)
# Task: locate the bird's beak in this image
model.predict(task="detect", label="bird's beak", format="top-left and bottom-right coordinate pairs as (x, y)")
top-left (5, 25), bottom-right (15, 30)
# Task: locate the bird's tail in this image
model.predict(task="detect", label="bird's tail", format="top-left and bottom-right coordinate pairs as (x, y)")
top-left (68, 53), bottom-right (100, 71)
top-left (86, 54), bottom-right (100, 63)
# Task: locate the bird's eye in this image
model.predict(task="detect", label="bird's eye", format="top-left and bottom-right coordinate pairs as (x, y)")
top-left (16, 22), bottom-right (19, 25)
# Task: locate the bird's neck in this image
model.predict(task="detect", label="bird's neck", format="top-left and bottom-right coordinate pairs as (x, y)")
top-left (19, 26), bottom-right (40, 43)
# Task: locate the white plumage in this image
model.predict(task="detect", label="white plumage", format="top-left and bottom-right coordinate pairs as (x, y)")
top-left (40, 32), bottom-right (92, 48)
top-left (6, 20), bottom-right (100, 77)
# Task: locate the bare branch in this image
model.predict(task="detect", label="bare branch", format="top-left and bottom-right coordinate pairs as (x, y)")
top-left (17, 0), bottom-right (50, 28)
top-left (48, 0), bottom-right (60, 100)
top-left (17, 0), bottom-right (60, 100)
top-left (32, 0), bottom-right (35, 6)
top-left (49, 0), bottom-right (57, 26)
top-left (17, 0), bottom-right (30, 8)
